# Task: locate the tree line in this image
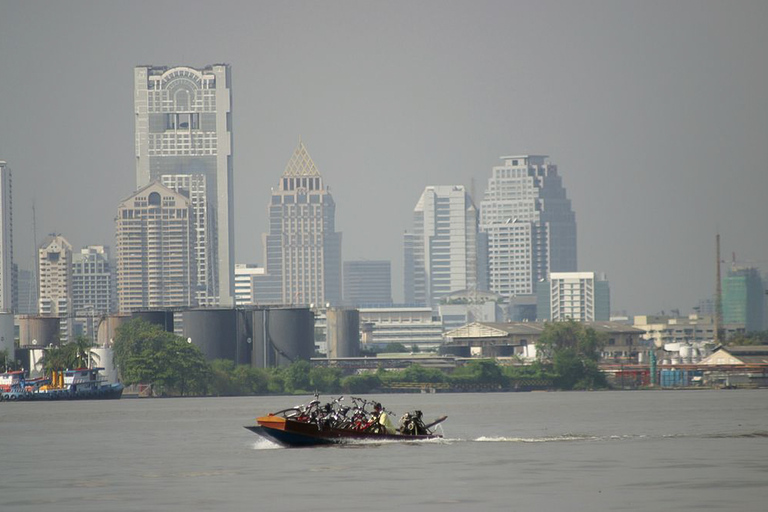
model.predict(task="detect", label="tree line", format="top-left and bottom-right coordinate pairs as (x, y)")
top-left (109, 318), bottom-right (608, 396)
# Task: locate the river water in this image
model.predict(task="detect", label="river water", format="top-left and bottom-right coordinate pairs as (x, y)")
top-left (1, 390), bottom-right (767, 511)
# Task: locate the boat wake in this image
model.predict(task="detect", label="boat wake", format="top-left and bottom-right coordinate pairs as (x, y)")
top-left (474, 434), bottom-right (598, 443)
top-left (251, 438), bottom-right (282, 450)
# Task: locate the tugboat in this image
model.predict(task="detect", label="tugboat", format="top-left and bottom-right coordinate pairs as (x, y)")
top-left (0, 368), bottom-right (123, 401)
top-left (245, 395), bottom-right (447, 447)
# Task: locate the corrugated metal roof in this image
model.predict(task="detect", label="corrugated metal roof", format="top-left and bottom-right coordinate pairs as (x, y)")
top-left (445, 321), bottom-right (644, 339)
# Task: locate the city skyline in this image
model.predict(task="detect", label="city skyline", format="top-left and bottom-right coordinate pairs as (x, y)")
top-left (1, 2), bottom-right (767, 314)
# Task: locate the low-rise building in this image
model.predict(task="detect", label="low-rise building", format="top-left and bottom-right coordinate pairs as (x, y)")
top-left (442, 321), bottom-right (646, 362)
top-left (359, 306), bottom-right (443, 351)
top-left (633, 314), bottom-right (744, 348)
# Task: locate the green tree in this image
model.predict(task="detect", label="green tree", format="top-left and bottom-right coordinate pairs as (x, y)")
top-left (233, 365), bottom-right (270, 395)
top-left (113, 318), bottom-right (211, 396)
top-left (40, 344), bottom-right (78, 375)
top-left (383, 343), bottom-right (409, 353)
top-left (283, 360), bottom-right (312, 393)
top-left (727, 331), bottom-right (768, 346)
top-left (536, 320), bottom-right (607, 390)
top-left (267, 368), bottom-right (286, 394)
top-left (210, 359), bottom-right (237, 395)
top-left (154, 339), bottom-right (210, 396)
top-left (341, 373), bottom-right (381, 393)
top-left (309, 366), bottom-right (342, 392)
top-left (72, 335), bottom-right (95, 368)
top-left (0, 349), bottom-right (19, 371)
top-left (399, 364), bottom-right (446, 383)
top-left (449, 360), bottom-right (506, 386)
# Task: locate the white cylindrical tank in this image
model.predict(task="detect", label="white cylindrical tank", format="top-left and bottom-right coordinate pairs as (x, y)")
top-left (90, 348), bottom-right (118, 384)
top-left (690, 348), bottom-right (700, 363)
top-left (29, 348), bottom-right (46, 378)
top-left (680, 345), bottom-right (692, 363)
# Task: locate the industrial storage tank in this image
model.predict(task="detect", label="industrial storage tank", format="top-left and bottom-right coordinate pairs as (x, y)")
top-left (18, 316), bottom-right (60, 348)
top-left (326, 308), bottom-right (360, 358)
top-left (132, 310), bottom-right (174, 332)
top-left (251, 308), bottom-right (314, 368)
top-left (97, 315), bottom-right (131, 347)
top-left (182, 309), bottom-right (252, 363)
top-left (90, 348), bottom-right (118, 384)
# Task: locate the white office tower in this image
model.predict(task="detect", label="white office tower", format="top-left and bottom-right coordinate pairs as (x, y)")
top-left (116, 182), bottom-right (194, 312)
top-left (134, 65), bottom-right (234, 306)
top-left (161, 174), bottom-right (217, 306)
top-left (404, 186), bottom-right (480, 307)
top-left (38, 235), bottom-right (73, 341)
top-left (253, 141), bottom-right (342, 306)
top-left (0, 162), bottom-right (12, 312)
top-left (480, 155), bottom-right (577, 297)
top-left (72, 246), bottom-right (114, 316)
top-left (537, 271), bottom-right (610, 322)
top-left (234, 263), bottom-right (264, 306)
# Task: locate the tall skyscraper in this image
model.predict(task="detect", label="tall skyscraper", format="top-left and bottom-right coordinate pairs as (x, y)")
top-left (161, 174), bottom-right (216, 306)
top-left (38, 234), bottom-right (73, 340)
top-left (404, 185), bottom-right (480, 307)
top-left (0, 161), bottom-right (12, 312)
top-left (343, 260), bottom-right (392, 306)
top-left (537, 271), bottom-right (610, 322)
top-left (723, 266), bottom-right (764, 332)
top-left (253, 141), bottom-right (342, 306)
top-left (16, 268), bottom-right (35, 315)
top-left (116, 182), bottom-right (194, 312)
top-left (480, 155), bottom-right (577, 298)
top-left (134, 64), bottom-right (234, 306)
top-left (72, 246), bottom-right (114, 316)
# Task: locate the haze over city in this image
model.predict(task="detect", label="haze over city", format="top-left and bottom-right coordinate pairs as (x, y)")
top-left (1, 1), bottom-right (766, 314)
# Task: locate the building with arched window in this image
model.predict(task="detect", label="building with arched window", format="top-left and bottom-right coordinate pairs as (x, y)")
top-left (116, 182), bottom-right (193, 312)
top-left (134, 64), bottom-right (234, 306)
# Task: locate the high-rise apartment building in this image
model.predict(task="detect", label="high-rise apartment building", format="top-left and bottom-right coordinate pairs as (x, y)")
top-left (537, 271), bottom-right (610, 322)
top-left (134, 64), bottom-right (234, 306)
top-left (343, 260), bottom-right (392, 306)
top-left (480, 155), bottom-right (576, 298)
top-left (116, 182), bottom-right (194, 312)
top-left (161, 174), bottom-right (216, 306)
top-left (0, 161), bottom-right (12, 312)
top-left (38, 234), bottom-right (72, 340)
top-left (404, 185), bottom-right (480, 307)
top-left (72, 246), bottom-right (114, 316)
top-left (253, 141), bottom-right (342, 306)
top-left (723, 266), bottom-right (764, 332)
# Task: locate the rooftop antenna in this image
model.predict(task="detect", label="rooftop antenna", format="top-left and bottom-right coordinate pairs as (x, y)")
top-left (714, 233), bottom-right (723, 345)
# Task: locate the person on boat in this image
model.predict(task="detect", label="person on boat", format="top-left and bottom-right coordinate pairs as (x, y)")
top-left (372, 402), bottom-right (397, 435)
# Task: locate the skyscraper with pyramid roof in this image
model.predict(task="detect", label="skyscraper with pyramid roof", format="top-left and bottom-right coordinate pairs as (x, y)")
top-left (253, 141), bottom-right (342, 306)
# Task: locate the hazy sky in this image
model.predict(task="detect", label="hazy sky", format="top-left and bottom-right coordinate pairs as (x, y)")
top-left (1, 1), bottom-right (766, 314)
